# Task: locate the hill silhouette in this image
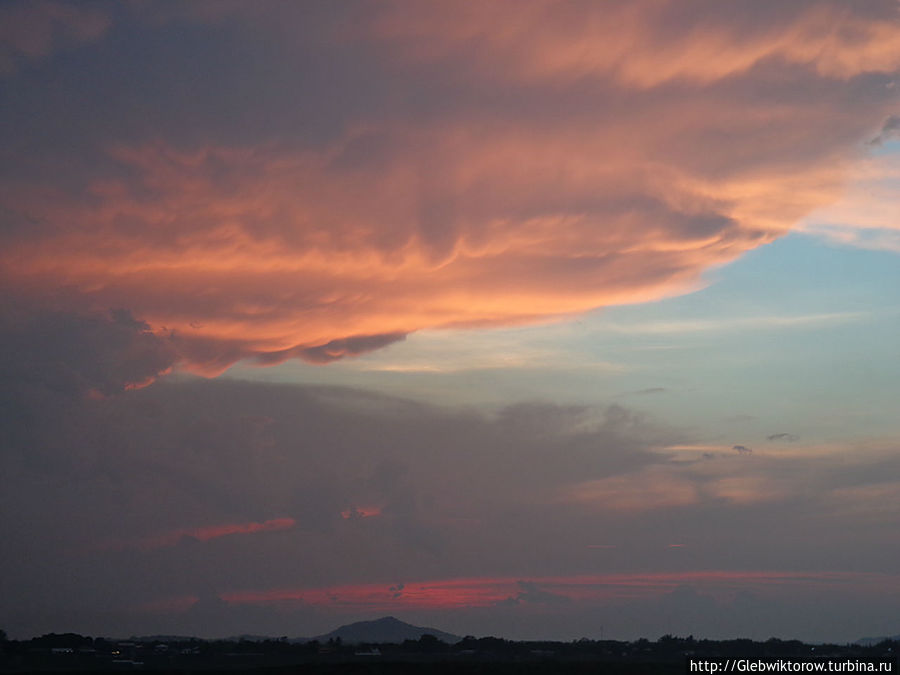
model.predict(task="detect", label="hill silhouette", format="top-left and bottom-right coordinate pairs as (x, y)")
top-left (302, 616), bottom-right (461, 644)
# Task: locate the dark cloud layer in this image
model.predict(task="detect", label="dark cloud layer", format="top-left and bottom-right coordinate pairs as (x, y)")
top-left (0, 307), bottom-right (176, 396)
top-left (2, 364), bottom-right (899, 640)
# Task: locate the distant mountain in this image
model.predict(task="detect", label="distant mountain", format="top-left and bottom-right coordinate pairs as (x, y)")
top-left (855, 635), bottom-right (900, 646)
top-left (300, 616), bottom-right (461, 645)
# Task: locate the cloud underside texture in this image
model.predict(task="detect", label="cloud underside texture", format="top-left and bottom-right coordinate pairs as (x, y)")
top-left (1, 1), bottom-right (899, 377)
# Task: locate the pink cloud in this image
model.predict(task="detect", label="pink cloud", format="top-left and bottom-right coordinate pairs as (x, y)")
top-left (100, 517), bottom-right (296, 552)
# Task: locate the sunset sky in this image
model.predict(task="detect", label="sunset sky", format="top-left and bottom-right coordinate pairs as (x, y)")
top-left (2, 0), bottom-right (900, 643)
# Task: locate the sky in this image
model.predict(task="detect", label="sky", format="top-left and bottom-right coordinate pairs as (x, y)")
top-left (1, 0), bottom-right (900, 643)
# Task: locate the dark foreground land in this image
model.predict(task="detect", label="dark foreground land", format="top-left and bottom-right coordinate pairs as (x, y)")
top-left (1, 633), bottom-right (896, 674)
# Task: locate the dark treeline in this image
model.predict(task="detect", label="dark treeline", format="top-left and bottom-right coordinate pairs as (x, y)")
top-left (0, 630), bottom-right (896, 674)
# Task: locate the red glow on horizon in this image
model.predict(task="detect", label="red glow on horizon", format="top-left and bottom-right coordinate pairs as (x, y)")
top-left (212, 570), bottom-right (899, 613)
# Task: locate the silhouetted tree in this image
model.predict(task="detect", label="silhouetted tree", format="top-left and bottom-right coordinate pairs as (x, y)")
top-left (417, 634), bottom-right (444, 653)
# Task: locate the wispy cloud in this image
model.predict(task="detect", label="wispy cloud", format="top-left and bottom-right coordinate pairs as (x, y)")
top-left (868, 115), bottom-right (900, 147)
top-left (632, 387), bottom-right (668, 396)
top-left (562, 468), bottom-right (699, 512)
top-left (797, 151), bottom-right (900, 251)
top-left (99, 517), bottom-right (297, 552)
top-left (346, 329), bottom-right (625, 374)
top-left (598, 311), bottom-right (867, 336)
top-left (767, 433), bottom-right (800, 443)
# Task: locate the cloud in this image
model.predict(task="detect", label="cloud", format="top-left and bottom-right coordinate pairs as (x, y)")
top-left (704, 475), bottom-right (786, 505)
top-left (796, 148), bottom-right (900, 250)
top-left (601, 312), bottom-right (866, 335)
top-left (1, 2), bottom-right (898, 372)
top-left (562, 467), bottom-right (699, 512)
top-left (504, 580), bottom-right (572, 606)
top-left (869, 115), bottom-right (900, 146)
top-left (733, 444), bottom-right (753, 454)
top-left (3, 373), bottom-right (900, 638)
top-left (341, 506), bottom-right (382, 520)
top-left (100, 517), bottom-right (297, 552)
top-left (369, 0), bottom-right (900, 86)
top-left (767, 432), bottom-right (800, 442)
top-left (3, 4), bottom-right (900, 642)
top-left (257, 333), bottom-right (409, 367)
top-left (0, 306), bottom-right (177, 397)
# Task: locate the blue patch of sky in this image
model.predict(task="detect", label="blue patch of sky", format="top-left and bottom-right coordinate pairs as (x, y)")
top-left (227, 232), bottom-right (900, 444)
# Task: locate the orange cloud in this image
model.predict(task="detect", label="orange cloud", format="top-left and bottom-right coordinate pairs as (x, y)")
top-left (2, 2), bottom-right (897, 375)
top-left (798, 151), bottom-right (900, 251)
top-left (369, 1), bottom-right (900, 86)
